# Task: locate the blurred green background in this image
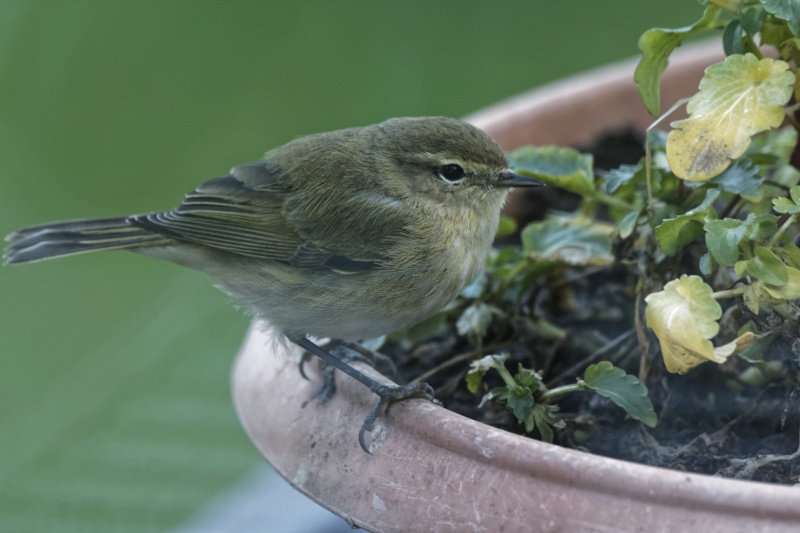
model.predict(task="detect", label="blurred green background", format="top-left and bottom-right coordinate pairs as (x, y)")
top-left (0, 1), bottom-right (700, 531)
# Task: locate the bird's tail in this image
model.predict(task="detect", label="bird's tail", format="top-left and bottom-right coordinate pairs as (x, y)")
top-left (4, 216), bottom-right (167, 265)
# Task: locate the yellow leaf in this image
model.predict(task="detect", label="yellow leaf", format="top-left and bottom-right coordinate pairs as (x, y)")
top-left (763, 266), bottom-right (800, 300)
top-left (645, 275), bottom-right (722, 374)
top-left (667, 54), bottom-right (795, 181)
top-left (713, 331), bottom-right (755, 360)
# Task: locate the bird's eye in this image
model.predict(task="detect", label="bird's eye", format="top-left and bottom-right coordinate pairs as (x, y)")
top-left (437, 164), bottom-right (465, 183)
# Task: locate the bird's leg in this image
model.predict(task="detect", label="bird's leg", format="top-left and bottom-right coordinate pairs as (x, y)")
top-left (298, 340), bottom-right (392, 403)
top-left (339, 341), bottom-right (398, 378)
top-left (292, 336), bottom-right (439, 453)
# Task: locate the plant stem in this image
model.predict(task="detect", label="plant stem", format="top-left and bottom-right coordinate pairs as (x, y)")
top-left (712, 286), bottom-right (748, 299)
top-left (592, 190), bottom-right (636, 211)
top-left (494, 362), bottom-right (518, 390)
top-left (540, 383), bottom-right (584, 401)
top-left (768, 213), bottom-right (798, 248)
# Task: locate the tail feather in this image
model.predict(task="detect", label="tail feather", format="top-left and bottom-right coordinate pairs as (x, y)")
top-left (4, 216), bottom-right (168, 265)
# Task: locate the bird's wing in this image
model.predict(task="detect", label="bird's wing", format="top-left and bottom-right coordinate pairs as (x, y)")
top-left (130, 161), bottom-right (381, 272)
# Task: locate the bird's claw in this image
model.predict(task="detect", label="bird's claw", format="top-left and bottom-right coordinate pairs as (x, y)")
top-left (358, 381), bottom-right (440, 453)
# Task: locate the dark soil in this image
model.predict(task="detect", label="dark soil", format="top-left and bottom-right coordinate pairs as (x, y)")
top-left (385, 128), bottom-right (800, 485)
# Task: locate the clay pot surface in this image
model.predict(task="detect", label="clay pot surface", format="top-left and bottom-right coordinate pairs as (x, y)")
top-left (233, 40), bottom-right (800, 532)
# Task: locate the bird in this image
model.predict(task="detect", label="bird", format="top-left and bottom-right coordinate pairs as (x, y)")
top-left (4, 116), bottom-right (543, 451)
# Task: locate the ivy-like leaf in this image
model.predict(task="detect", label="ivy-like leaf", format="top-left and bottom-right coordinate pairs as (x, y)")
top-left (741, 4), bottom-right (767, 36)
top-left (457, 302), bottom-right (505, 339)
top-left (599, 163), bottom-right (642, 194)
top-left (667, 54), bottom-right (795, 181)
top-left (635, 6), bottom-right (722, 116)
top-left (723, 19), bottom-right (743, 55)
top-left (582, 362), bottom-right (657, 427)
top-left (704, 218), bottom-right (748, 266)
top-left (619, 208), bottom-right (643, 239)
top-left (530, 404), bottom-right (564, 443)
top-left (645, 275), bottom-right (723, 373)
top-left (522, 217), bottom-right (613, 266)
top-left (763, 0), bottom-right (800, 36)
top-left (466, 353), bottom-right (509, 393)
top-left (707, 159), bottom-right (764, 196)
top-left (763, 266), bottom-right (800, 300)
top-left (510, 146), bottom-right (595, 196)
top-left (773, 185), bottom-right (800, 214)
top-left (745, 246), bottom-right (788, 285)
top-left (745, 213), bottom-right (779, 241)
top-left (655, 189), bottom-right (719, 255)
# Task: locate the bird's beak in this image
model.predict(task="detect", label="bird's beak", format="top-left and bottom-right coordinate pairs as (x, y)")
top-left (495, 170), bottom-right (545, 188)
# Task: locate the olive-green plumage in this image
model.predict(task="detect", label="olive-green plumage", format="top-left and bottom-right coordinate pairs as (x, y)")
top-left (4, 116), bottom-right (541, 342)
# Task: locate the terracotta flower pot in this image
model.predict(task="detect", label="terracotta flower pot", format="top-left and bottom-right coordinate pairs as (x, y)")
top-left (232, 40), bottom-right (800, 532)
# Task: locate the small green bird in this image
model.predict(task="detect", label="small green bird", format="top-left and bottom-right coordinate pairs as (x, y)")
top-left (4, 116), bottom-right (542, 451)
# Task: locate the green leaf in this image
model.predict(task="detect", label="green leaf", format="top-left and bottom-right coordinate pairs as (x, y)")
top-left (466, 353), bottom-right (509, 393)
top-left (704, 218), bottom-right (748, 266)
top-left (763, 266), bottom-right (800, 299)
top-left (619, 208), bottom-right (643, 239)
top-left (745, 246), bottom-right (788, 285)
top-left (522, 217), bottom-right (613, 266)
top-left (495, 215), bottom-right (518, 238)
top-left (763, 0), bottom-right (800, 36)
top-left (599, 163), bottom-right (641, 194)
top-left (530, 404), bottom-right (564, 443)
top-left (774, 242), bottom-right (800, 268)
top-left (749, 125), bottom-right (798, 163)
top-left (708, 159), bottom-right (764, 195)
top-left (741, 4), bottom-right (767, 35)
top-left (582, 362), bottom-right (657, 427)
top-left (699, 252), bottom-right (716, 275)
top-left (773, 185), bottom-right (800, 213)
top-left (745, 213), bottom-right (779, 241)
top-left (506, 387), bottom-right (535, 426)
top-left (456, 302), bottom-right (505, 339)
top-left (723, 19), bottom-right (743, 55)
top-left (635, 6), bottom-right (722, 116)
top-left (655, 189), bottom-right (720, 255)
top-left (667, 54), bottom-right (795, 181)
top-left (510, 146), bottom-right (595, 196)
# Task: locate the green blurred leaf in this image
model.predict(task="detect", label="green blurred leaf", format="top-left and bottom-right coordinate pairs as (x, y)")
top-left (582, 362), bottom-right (657, 427)
top-left (741, 4), bottom-right (767, 35)
top-left (599, 163), bottom-right (642, 194)
top-left (467, 353), bottom-right (509, 393)
top-left (684, 158), bottom-right (765, 196)
top-left (745, 213), bottom-right (779, 241)
top-left (531, 404), bottom-right (564, 443)
top-left (619, 208), bottom-right (643, 239)
top-left (749, 126), bottom-right (798, 162)
top-left (635, 6), bottom-right (722, 116)
top-left (745, 246), bottom-right (788, 285)
top-left (667, 54), bottom-right (795, 181)
top-left (699, 252), bottom-right (716, 275)
top-left (522, 217), bottom-right (613, 266)
top-left (773, 185), bottom-right (800, 213)
top-left (763, 266), bottom-right (800, 299)
top-left (708, 159), bottom-right (764, 195)
top-left (655, 189), bottom-right (720, 255)
top-left (456, 302), bottom-right (505, 339)
top-left (496, 215), bottom-right (518, 238)
top-left (704, 218), bottom-right (748, 266)
top-left (510, 145), bottom-right (595, 195)
top-left (723, 19), bottom-right (743, 55)
top-left (775, 242), bottom-right (800, 268)
top-left (763, 0), bottom-right (800, 36)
